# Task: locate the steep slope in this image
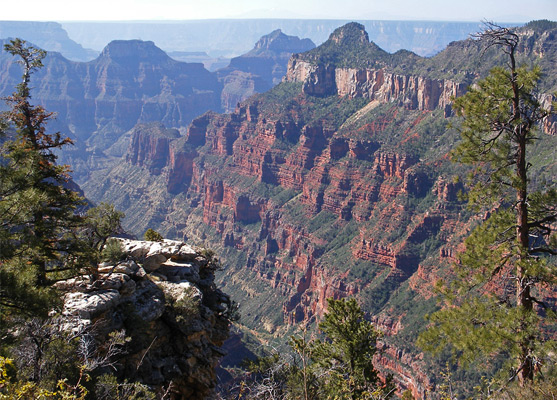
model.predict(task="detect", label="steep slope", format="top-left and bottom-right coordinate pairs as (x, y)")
top-left (217, 30), bottom-right (315, 112)
top-left (81, 22), bottom-right (557, 397)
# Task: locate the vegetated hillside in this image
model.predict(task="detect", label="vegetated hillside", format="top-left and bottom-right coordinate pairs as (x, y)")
top-left (81, 21), bottom-right (557, 397)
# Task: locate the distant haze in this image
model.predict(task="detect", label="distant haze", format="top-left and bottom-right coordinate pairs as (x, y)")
top-left (1, 0), bottom-right (555, 22)
top-left (59, 20), bottom-right (497, 58)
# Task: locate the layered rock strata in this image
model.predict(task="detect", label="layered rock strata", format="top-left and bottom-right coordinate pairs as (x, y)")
top-left (285, 61), bottom-right (467, 113)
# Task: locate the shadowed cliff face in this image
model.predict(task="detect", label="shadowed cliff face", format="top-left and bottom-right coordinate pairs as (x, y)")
top-left (0, 38), bottom-right (223, 180)
top-left (80, 22), bottom-right (557, 398)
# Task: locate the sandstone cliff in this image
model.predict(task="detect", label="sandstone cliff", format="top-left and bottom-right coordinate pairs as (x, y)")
top-left (285, 60), bottom-right (467, 114)
top-left (56, 238), bottom-right (232, 399)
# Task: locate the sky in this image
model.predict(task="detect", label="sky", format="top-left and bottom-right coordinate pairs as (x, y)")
top-left (2, 0), bottom-right (556, 22)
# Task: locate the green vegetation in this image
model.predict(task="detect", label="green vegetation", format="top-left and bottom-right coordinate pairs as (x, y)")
top-left (143, 227), bottom-right (164, 241)
top-left (100, 238), bottom-right (125, 264)
top-left (0, 39), bottom-right (84, 316)
top-left (0, 40), bottom-right (136, 398)
top-left (168, 286), bottom-right (202, 325)
top-left (228, 298), bottom-right (394, 400)
top-left (418, 23), bottom-right (557, 390)
top-left (300, 23), bottom-right (395, 70)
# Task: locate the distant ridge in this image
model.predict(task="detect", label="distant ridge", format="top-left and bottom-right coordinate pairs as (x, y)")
top-left (0, 20), bottom-right (97, 61)
top-left (60, 19), bottom-right (515, 57)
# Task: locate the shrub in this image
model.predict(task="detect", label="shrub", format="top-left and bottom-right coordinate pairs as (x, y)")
top-left (143, 228), bottom-right (163, 242)
top-left (101, 239), bottom-right (125, 263)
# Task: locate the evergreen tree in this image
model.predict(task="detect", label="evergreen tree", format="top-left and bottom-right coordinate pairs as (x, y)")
top-left (418, 23), bottom-right (556, 386)
top-left (230, 298), bottom-right (391, 400)
top-left (311, 298), bottom-right (389, 400)
top-left (143, 228), bottom-right (163, 242)
top-left (0, 39), bottom-right (84, 317)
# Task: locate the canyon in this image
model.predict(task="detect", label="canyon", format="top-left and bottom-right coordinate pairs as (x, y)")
top-left (78, 21), bottom-right (557, 397)
top-left (1, 19), bottom-right (555, 397)
top-left (0, 29), bottom-right (314, 181)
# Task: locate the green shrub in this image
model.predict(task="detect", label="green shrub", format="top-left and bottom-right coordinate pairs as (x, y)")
top-left (172, 287), bottom-right (201, 325)
top-left (95, 374), bottom-right (156, 400)
top-left (143, 228), bottom-right (163, 242)
top-left (101, 239), bottom-right (125, 264)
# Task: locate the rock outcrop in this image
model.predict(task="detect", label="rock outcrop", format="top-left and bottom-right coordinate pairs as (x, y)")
top-left (286, 62), bottom-right (467, 112)
top-left (126, 123), bottom-right (181, 175)
top-left (55, 239), bottom-right (232, 399)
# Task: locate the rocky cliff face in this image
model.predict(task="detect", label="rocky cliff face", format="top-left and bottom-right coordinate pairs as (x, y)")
top-left (126, 122), bottom-right (181, 175)
top-left (80, 22), bottom-right (557, 398)
top-left (218, 30), bottom-right (315, 112)
top-left (285, 60), bottom-right (467, 114)
top-left (56, 238), bottom-right (231, 399)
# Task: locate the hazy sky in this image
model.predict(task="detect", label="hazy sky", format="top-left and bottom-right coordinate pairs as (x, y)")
top-left (2, 0), bottom-right (556, 22)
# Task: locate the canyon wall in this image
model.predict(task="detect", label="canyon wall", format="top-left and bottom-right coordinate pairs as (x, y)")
top-left (80, 22), bottom-right (557, 398)
top-left (285, 59), bottom-right (467, 114)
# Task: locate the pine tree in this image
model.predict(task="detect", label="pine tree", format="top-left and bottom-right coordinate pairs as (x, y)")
top-left (232, 298), bottom-right (391, 400)
top-left (418, 23), bottom-right (556, 386)
top-left (0, 39), bottom-right (84, 317)
top-left (311, 298), bottom-right (389, 399)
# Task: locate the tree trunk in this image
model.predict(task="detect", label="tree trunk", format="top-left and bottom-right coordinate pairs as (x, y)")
top-left (515, 122), bottom-right (533, 385)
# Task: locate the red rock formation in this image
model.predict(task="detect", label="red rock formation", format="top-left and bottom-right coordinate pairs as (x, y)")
top-left (126, 122), bottom-right (180, 175)
top-left (166, 137), bottom-right (197, 193)
top-left (374, 342), bottom-right (433, 399)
